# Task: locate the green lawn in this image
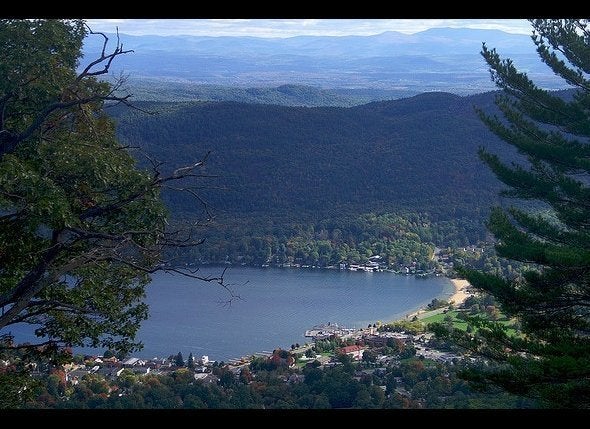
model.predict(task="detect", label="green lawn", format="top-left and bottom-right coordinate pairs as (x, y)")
top-left (422, 310), bottom-right (518, 336)
top-left (422, 310), bottom-right (469, 331)
top-left (496, 317), bottom-right (518, 337)
top-left (421, 311), bottom-right (455, 324)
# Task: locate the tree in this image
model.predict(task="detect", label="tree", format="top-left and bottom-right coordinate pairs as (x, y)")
top-left (238, 366), bottom-right (253, 384)
top-left (187, 352), bottom-right (195, 370)
top-left (218, 368), bottom-right (235, 388)
top-left (361, 349), bottom-right (377, 364)
top-left (0, 19), bottom-right (224, 365)
top-left (434, 19), bottom-right (590, 408)
top-left (398, 344), bottom-right (416, 360)
top-left (175, 352), bottom-right (184, 367)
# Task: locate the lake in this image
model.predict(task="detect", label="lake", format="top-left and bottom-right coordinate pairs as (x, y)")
top-left (6, 266), bottom-right (453, 361)
top-left (135, 266), bottom-right (453, 361)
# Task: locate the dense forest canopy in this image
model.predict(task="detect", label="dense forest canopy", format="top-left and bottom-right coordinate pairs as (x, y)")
top-left (107, 90), bottom-right (531, 263)
top-left (113, 91), bottom-right (525, 222)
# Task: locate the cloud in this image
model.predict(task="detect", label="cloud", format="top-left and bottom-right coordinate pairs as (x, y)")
top-left (302, 19), bottom-right (319, 27)
top-left (85, 19), bottom-right (533, 38)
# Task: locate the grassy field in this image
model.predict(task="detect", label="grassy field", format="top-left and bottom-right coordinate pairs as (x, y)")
top-left (422, 310), bottom-right (518, 336)
top-left (422, 310), bottom-right (468, 331)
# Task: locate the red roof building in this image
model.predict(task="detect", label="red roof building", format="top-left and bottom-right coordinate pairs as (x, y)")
top-left (337, 345), bottom-right (365, 360)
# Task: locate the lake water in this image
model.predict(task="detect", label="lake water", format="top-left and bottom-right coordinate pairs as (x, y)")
top-left (135, 266), bottom-right (453, 361)
top-left (5, 266), bottom-right (453, 361)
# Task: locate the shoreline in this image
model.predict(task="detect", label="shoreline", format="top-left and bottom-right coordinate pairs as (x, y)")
top-left (78, 271), bottom-right (470, 363)
top-left (448, 278), bottom-right (470, 306)
top-left (208, 264), bottom-right (471, 327)
top-left (403, 277), bottom-right (471, 321)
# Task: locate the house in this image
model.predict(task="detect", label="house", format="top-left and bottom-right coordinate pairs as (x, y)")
top-left (194, 373), bottom-right (218, 384)
top-left (337, 345), bottom-right (365, 360)
top-left (97, 367), bottom-right (120, 379)
top-left (130, 366), bottom-right (151, 376)
top-left (122, 357), bottom-right (140, 367)
top-left (66, 368), bottom-right (91, 385)
top-left (366, 256), bottom-right (382, 269)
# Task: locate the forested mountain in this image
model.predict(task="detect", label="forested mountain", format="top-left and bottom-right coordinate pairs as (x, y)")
top-left (108, 91), bottom-right (525, 264)
top-left (115, 91), bottom-right (511, 223)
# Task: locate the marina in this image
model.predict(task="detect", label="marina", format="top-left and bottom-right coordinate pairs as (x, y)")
top-left (304, 322), bottom-right (357, 340)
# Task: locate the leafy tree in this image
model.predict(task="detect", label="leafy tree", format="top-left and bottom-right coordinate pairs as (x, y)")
top-left (187, 352), bottom-right (195, 370)
top-left (238, 367), bottom-right (253, 384)
top-left (0, 19), bottom-right (220, 367)
top-left (217, 368), bottom-right (236, 388)
top-left (175, 352), bottom-right (184, 367)
top-left (362, 349), bottom-right (377, 364)
top-left (398, 344), bottom-right (416, 360)
top-left (427, 298), bottom-right (449, 310)
top-left (0, 370), bottom-right (39, 408)
top-left (436, 19), bottom-right (590, 408)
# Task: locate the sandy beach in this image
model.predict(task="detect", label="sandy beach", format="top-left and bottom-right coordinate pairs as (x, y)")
top-left (448, 278), bottom-right (471, 306)
top-left (404, 277), bottom-right (472, 321)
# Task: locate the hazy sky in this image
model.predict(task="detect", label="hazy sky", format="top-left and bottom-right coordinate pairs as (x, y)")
top-left (85, 19), bottom-right (533, 38)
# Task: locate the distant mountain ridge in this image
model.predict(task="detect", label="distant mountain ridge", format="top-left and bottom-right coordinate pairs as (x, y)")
top-left (122, 80), bottom-right (420, 105)
top-left (86, 28), bottom-right (564, 94)
top-left (86, 28), bottom-right (534, 57)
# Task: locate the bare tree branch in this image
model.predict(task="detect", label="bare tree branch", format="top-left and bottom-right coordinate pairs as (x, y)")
top-left (77, 26), bottom-right (134, 82)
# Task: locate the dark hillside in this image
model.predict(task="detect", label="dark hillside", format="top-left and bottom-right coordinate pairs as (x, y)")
top-left (114, 91), bottom-right (510, 224)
